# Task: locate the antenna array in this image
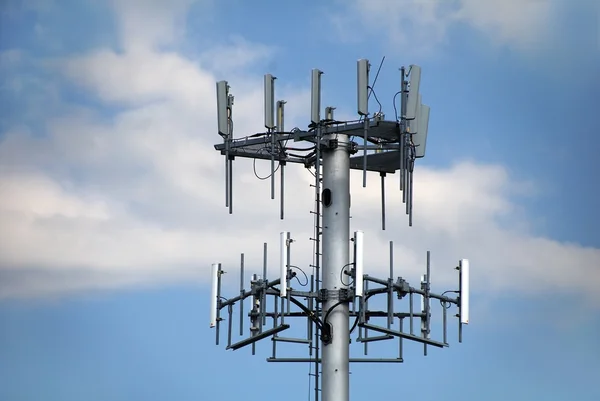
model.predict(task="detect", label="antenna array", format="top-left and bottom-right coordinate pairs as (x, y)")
top-left (210, 60), bottom-right (470, 401)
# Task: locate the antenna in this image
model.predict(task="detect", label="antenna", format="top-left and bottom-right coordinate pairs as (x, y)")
top-left (325, 106), bottom-right (336, 121)
top-left (280, 232), bottom-right (289, 297)
top-left (354, 230), bottom-right (364, 297)
top-left (311, 69), bottom-right (323, 124)
top-left (459, 259), bottom-right (470, 325)
top-left (357, 59), bottom-right (370, 187)
top-left (406, 65), bottom-right (421, 120)
top-left (216, 82), bottom-right (235, 214)
top-left (414, 104), bottom-right (430, 158)
top-left (409, 94), bottom-right (422, 135)
top-left (210, 263), bottom-right (220, 328)
top-left (264, 74), bottom-right (276, 129)
top-left (216, 81), bottom-right (229, 137)
top-left (357, 59), bottom-right (369, 116)
top-left (276, 100), bottom-right (286, 132)
top-left (210, 61), bottom-right (470, 401)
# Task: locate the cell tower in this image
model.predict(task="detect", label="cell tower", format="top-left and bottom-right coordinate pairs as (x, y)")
top-left (210, 60), bottom-right (470, 401)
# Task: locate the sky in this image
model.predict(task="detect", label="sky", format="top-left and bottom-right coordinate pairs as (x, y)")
top-left (0, 0), bottom-right (599, 400)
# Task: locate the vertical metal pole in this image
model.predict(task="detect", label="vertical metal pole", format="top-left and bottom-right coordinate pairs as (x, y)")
top-left (240, 254), bottom-right (245, 336)
top-left (408, 164), bottom-right (414, 226)
top-left (286, 232), bottom-right (291, 314)
top-left (321, 132), bottom-right (350, 401)
top-left (280, 162), bottom-right (285, 220)
top-left (399, 318), bottom-right (404, 360)
top-left (228, 156), bottom-right (233, 214)
top-left (380, 172), bottom-right (386, 230)
top-left (225, 150), bottom-right (230, 207)
top-left (424, 251), bottom-right (431, 356)
top-left (409, 292), bottom-right (414, 335)
top-left (227, 305), bottom-right (233, 348)
top-left (399, 132), bottom-right (404, 192)
top-left (363, 280), bottom-right (369, 355)
top-left (362, 117), bottom-right (368, 187)
top-left (387, 241), bottom-right (394, 328)
top-left (270, 129), bottom-right (275, 200)
top-left (272, 295), bottom-right (278, 358)
top-left (443, 303), bottom-right (448, 345)
top-left (399, 67), bottom-right (406, 192)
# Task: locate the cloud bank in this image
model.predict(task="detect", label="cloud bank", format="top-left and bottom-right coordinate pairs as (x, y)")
top-left (1, 0), bottom-right (598, 304)
top-left (332, 0), bottom-right (560, 53)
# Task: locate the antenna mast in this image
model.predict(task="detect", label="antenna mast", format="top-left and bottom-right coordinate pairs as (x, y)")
top-left (210, 60), bottom-right (471, 401)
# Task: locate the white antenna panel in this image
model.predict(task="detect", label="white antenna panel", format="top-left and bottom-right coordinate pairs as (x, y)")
top-left (408, 94), bottom-right (422, 134)
top-left (216, 81), bottom-right (229, 137)
top-left (405, 65), bottom-right (421, 120)
top-left (414, 104), bottom-right (430, 158)
top-left (276, 100), bottom-right (286, 132)
top-left (280, 232), bottom-right (289, 297)
top-left (311, 69), bottom-right (322, 124)
top-left (459, 259), bottom-right (470, 324)
top-left (357, 59), bottom-right (369, 116)
top-left (354, 231), bottom-right (364, 297)
top-left (210, 263), bottom-right (220, 328)
top-left (264, 74), bottom-right (276, 129)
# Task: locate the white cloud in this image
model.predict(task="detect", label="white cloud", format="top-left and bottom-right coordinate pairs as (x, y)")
top-left (332, 0), bottom-right (558, 53)
top-left (198, 36), bottom-right (276, 75)
top-left (1, 0), bottom-right (598, 306)
top-left (109, 0), bottom-right (203, 51)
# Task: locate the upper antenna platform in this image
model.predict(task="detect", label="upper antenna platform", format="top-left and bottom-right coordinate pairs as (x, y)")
top-left (213, 60), bottom-right (430, 228)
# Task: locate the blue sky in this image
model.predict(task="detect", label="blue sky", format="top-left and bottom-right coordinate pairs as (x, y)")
top-left (1, 0), bottom-right (599, 400)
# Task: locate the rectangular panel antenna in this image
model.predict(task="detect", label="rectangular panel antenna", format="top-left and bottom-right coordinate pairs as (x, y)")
top-left (325, 106), bottom-right (336, 121)
top-left (210, 263), bottom-right (220, 328)
top-left (280, 232), bottom-right (289, 297)
top-left (354, 230), bottom-right (364, 297)
top-left (414, 104), bottom-right (430, 158)
top-left (405, 65), bottom-right (421, 120)
top-left (276, 100), bottom-right (286, 132)
top-left (311, 69), bottom-right (323, 124)
top-left (357, 59), bottom-right (369, 116)
top-left (264, 74), bottom-right (276, 129)
top-left (408, 94), bottom-right (422, 134)
top-left (459, 259), bottom-right (470, 324)
top-left (216, 81), bottom-right (229, 137)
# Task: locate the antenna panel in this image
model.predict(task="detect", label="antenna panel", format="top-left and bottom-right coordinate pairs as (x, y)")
top-left (216, 81), bottom-right (229, 137)
top-left (325, 106), bottom-right (336, 120)
top-left (357, 59), bottom-right (369, 116)
top-left (406, 65), bottom-right (421, 120)
top-left (276, 100), bottom-right (286, 132)
top-left (311, 69), bottom-right (322, 124)
top-left (280, 232), bottom-right (289, 297)
top-left (409, 94), bottom-right (422, 134)
top-left (264, 74), bottom-right (276, 129)
top-left (354, 230), bottom-right (364, 297)
top-left (459, 259), bottom-right (470, 324)
top-left (210, 263), bottom-right (219, 327)
top-left (414, 104), bottom-right (430, 158)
